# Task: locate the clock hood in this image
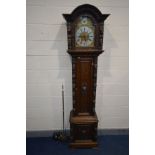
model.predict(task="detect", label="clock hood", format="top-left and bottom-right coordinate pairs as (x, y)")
top-left (63, 4), bottom-right (110, 23)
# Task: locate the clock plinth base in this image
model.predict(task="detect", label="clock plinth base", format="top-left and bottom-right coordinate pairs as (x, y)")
top-left (69, 111), bottom-right (98, 148)
top-left (69, 140), bottom-right (98, 148)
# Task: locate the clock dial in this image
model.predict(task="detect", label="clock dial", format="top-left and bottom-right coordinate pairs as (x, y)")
top-left (76, 26), bottom-right (94, 47)
top-left (75, 16), bottom-right (95, 47)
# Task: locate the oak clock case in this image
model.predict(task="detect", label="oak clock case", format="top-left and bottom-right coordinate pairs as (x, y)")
top-left (63, 4), bottom-right (110, 148)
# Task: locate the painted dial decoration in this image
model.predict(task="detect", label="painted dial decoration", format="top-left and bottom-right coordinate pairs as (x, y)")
top-left (75, 16), bottom-right (95, 47)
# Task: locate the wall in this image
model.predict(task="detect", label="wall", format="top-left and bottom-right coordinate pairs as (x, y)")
top-left (26, 0), bottom-right (129, 131)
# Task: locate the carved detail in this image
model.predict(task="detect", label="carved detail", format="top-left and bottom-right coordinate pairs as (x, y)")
top-left (72, 57), bottom-right (76, 113)
top-left (99, 23), bottom-right (104, 48)
top-left (81, 83), bottom-right (87, 96)
top-left (67, 23), bottom-right (72, 49)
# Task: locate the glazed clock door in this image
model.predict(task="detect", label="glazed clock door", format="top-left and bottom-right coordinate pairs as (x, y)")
top-left (75, 57), bottom-right (94, 116)
top-left (75, 16), bottom-right (95, 48)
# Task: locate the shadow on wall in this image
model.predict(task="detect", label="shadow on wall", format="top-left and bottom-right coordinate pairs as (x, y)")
top-left (49, 22), bottom-right (72, 130)
top-left (102, 25), bottom-right (118, 73)
top-left (96, 24), bottom-right (118, 127)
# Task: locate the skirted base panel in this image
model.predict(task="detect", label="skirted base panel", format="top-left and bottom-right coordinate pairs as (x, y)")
top-left (69, 140), bottom-right (97, 148)
top-left (69, 110), bottom-right (98, 148)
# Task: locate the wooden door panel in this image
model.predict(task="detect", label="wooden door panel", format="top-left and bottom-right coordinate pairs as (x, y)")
top-left (75, 57), bottom-right (93, 115)
top-left (74, 125), bottom-right (93, 140)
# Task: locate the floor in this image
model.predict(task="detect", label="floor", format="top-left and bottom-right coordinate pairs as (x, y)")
top-left (26, 135), bottom-right (129, 155)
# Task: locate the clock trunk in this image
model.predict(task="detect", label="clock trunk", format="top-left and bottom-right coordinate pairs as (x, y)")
top-left (74, 57), bottom-right (94, 115)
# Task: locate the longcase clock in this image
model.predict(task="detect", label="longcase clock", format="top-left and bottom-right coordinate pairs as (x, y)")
top-left (63, 4), bottom-right (110, 148)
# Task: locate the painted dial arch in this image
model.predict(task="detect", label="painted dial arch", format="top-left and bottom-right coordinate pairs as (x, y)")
top-left (75, 16), bottom-right (95, 47)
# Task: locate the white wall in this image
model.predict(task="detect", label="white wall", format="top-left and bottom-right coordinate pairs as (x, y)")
top-left (26, 0), bottom-right (129, 131)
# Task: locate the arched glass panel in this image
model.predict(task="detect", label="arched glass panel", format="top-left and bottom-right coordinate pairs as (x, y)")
top-left (75, 16), bottom-right (95, 48)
